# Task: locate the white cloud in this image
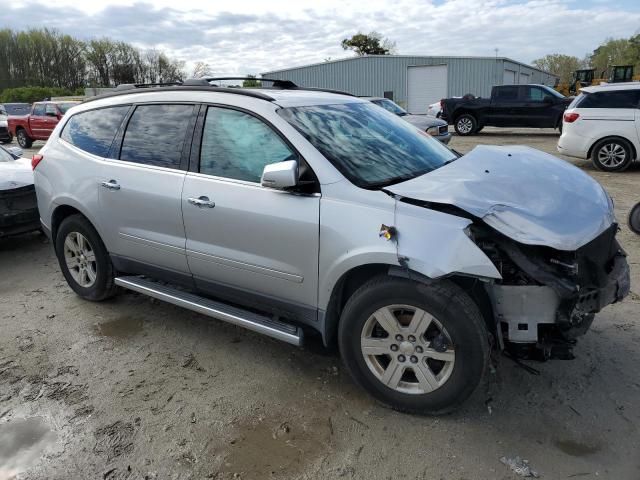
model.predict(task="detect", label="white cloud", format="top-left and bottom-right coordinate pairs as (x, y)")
top-left (1, 0), bottom-right (639, 75)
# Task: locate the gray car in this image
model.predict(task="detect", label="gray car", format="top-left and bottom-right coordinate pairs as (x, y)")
top-left (364, 97), bottom-right (451, 144)
top-left (33, 78), bottom-right (629, 414)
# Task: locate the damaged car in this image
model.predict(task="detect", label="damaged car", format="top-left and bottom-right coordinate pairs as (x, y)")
top-left (34, 79), bottom-right (630, 414)
top-left (1, 145), bottom-right (40, 237)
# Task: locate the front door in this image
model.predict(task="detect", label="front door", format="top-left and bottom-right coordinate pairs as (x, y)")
top-left (99, 103), bottom-right (197, 274)
top-left (182, 106), bottom-right (320, 320)
top-left (29, 104), bottom-right (49, 139)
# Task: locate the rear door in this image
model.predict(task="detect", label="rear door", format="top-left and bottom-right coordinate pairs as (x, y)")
top-left (487, 86), bottom-right (520, 126)
top-left (182, 105), bottom-right (320, 321)
top-left (98, 103), bottom-right (197, 276)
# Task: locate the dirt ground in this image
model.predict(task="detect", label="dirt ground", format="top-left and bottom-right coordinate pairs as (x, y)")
top-left (1, 129), bottom-right (639, 480)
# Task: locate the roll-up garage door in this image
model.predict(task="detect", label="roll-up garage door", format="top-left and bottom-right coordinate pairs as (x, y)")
top-left (503, 69), bottom-right (516, 84)
top-left (520, 73), bottom-right (530, 84)
top-left (407, 65), bottom-right (448, 114)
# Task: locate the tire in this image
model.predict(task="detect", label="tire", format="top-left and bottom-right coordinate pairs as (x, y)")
top-left (16, 129), bottom-right (33, 149)
top-left (454, 114), bottom-right (477, 136)
top-left (629, 202), bottom-right (640, 235)
top-left (591, 138), bottom-right (633, 172)
top-left (338, 276), bottom-right (489, 415)
top-left (54, 214), bottom-right (116, 301)
top-left (1, 136), bottom-right (12, 144)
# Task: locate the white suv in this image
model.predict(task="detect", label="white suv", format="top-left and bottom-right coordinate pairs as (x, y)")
top-left (33, 78), bottom-right (629, 414)
top-left (558, 82), bottom-right (640, 171)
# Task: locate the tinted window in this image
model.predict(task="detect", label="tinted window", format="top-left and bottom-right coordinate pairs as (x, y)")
top-left (33, 104), bottom-right (45, 116)
top-left (58, 103), bottom-right (78, 114)
top-left (494, 86), bottom-right (518, 100)
top-left (120, 104), bottom-right (194, 169)
top-left (278, 102), bottom-right (457, 188)
top-left (578, 90), bottom-right (640, 109)
top-left (45, 104), bottom-right (57, 116)
top-left (61, 106), bottom-right (129, 157)
top-left (200, 107), bottom-right (295, 182)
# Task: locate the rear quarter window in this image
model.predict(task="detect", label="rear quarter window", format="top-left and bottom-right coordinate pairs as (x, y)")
top-left (61, 106), bottom-right (130, 157)
top-left (577, 90), bottom-right (640, 109)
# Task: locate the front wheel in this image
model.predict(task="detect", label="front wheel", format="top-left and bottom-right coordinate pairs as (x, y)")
top-left (16, 129), bottom-right (33, 149)
top-left (54, 214), bottom-right (116, 301)
top-left (454, 114), bottom-right (477, 136)
top-left (338, 277), bottom-right (489, 415)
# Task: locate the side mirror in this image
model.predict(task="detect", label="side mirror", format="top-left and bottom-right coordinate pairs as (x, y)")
top-left (261, 160), bottom-right (298, 189)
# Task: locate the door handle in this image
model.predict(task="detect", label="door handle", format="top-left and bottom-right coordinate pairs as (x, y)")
top-left (188, 196), bottom-right (215, 208)
top-left (100, 180), bottom-right (121, 190)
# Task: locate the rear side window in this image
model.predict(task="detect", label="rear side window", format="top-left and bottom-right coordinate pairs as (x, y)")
top-left (578, 90), bottom-right (640, 109)
top-left (61, 106), bottom-right (129, 157)
top-left (120, 104), bottom-right (194, 169)
top-left (199, 107), bottom-right (295, 183)
top-left (494, 86), bottom-right (518, 100)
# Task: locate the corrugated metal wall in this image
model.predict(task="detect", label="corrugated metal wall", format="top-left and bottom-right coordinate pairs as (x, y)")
top-left (262, 56), bottom-right (558, 107)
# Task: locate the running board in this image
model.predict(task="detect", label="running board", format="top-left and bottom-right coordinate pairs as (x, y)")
top-left (114, 276), bottom-right (303, 346)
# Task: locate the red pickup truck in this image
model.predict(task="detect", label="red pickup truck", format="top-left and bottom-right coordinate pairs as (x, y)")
top-left (8, 101), bottom-right (79, 148)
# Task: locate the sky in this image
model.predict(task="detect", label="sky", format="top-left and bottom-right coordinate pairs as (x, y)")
top-left (2, 0), bottom-right (639, 76)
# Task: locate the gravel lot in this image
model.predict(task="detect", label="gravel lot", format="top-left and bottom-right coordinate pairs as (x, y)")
top-left (1, 129), bottom-right (639, 480)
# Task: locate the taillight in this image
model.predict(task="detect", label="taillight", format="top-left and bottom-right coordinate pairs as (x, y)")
top-left (564, 112), bottom-right (579, 123)
top-left (31, 154), bottom-right (44, 170)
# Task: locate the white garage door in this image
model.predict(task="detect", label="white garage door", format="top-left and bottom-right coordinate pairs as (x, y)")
top-left (503, 69), bottom-right (516, 84)
top-left (407, 65), bottom-right (448, 114)
top-left (520, 73), bottom-right (530, 84)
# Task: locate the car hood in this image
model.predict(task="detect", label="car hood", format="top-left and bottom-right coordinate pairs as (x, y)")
top-left (0, 158), bottom-right (34, 190)
top-left (402, 114), bottom-right (447, 131)
top-left (387, 145), bottom-right (615, 251)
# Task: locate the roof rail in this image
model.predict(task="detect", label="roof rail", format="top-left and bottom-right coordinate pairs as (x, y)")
top-left (196, 76), bottom-right (355, 96)
top-left (115, 82), bottom-right (183, 90)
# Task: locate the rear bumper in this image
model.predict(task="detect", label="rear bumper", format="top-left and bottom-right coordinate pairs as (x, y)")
top-left (557, 132), bottom-right (590, 159)
top-left (0, 185), bottom-right (40, 237)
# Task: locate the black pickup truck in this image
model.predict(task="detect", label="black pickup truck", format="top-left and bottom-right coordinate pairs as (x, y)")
top-left (441, 84), bottom-right (572, 136)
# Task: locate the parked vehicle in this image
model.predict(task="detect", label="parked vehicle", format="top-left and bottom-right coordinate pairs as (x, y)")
top-left (34, 78), bottom-right (630, 414)
top-left (441, 84), bottom-right (572, 135)
top-left (364, 97), bottom-right (451, 144)
top-left (558, 82), bottom-right (640, 171)
top-left (0, 106), bottom-right (12, 144)
top-left (0, 145), bottom-right (40, 237)
top-left (426, 101), bottom-right (442, 118)
top-left (8, 101), bottom-right (79, 148)
top-left (1, 103), bottom-right (31, 116)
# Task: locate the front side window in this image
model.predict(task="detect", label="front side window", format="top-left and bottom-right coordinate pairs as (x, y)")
top-left (278, 102), bottom-right (456, 188)
top-left (61, 106), bottom-right (130, 157)
top-left (45, 104), bottom-right (57, 116)
top-left (120, 104), bottom-right (194, 169)
top-left (199, 107), bottom-right (295, 183)
top-left (33, 104), bottom-right (45, 116)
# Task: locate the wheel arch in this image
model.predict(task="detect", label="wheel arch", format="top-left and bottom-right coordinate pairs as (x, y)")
top-left (587, 135), bottom-right (637, 161)
top-left (51, 203), bottom-right (104, 247)
top-left (320, 263), bottom-right (497, 347)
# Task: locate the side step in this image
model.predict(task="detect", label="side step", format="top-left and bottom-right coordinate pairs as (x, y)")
top-left (114, 276), bottom-right (303, 346)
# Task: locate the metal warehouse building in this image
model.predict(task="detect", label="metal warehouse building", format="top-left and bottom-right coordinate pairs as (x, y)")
top-left (262, 55), bottom-right (558, 114)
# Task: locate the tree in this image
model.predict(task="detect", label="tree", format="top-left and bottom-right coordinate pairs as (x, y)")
top-left (242, 74), bottom-right (261, 87)
top-left (191, 61), bottom-right (212, 78)
top-left (532, 54), bottom-right (584, 84)
top-left (341, 31), bottom-right (395, 56)
top-left (590, 36), bottom-right (640, 77)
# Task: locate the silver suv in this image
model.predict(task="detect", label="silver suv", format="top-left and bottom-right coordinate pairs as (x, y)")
top-left (34, 78), bottom-right (630, 414)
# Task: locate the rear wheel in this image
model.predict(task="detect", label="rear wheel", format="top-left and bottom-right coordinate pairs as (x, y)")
top-left (629, 202), bottom-right (640, 235)
top-left (454, 114), bottom-right (477, 136)
top-left (338, 276), bottom-right (489, 415)
top-left (16, 129), bottom-right (33, 149)
top-left (54, 214), bottom-right (116, 301)
top-left (591, 138), bottom-right (633, 172)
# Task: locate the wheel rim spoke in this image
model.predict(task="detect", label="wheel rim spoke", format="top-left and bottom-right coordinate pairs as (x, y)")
top-left (63, 231), bottom-right (97, 288)
top-left (374, 307), bottom-right (400, 336)
top-left (407, 309), bottom-right (432, 336)
top-left (361, 337), bottom-right (392, 356)
top-left (413, 362), bottom-right (440, 392)
top-left (380, 360), bottom-right (405, 389)
top-left (424, 347), bottom-right (455, 362)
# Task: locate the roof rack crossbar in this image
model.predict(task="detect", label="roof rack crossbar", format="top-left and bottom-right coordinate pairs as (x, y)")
top-left (194, 77), bottom-right (354, 96)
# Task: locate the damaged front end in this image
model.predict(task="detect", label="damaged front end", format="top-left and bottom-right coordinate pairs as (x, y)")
top-left (473, 223), bottom-right (630, 360)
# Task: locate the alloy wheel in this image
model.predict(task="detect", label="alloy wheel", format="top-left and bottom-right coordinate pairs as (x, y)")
top-left (360, 304), bottom-right (455, 394)
top-left (63, 231), bottom-right (97, 288)
top-left (597, 142), bottom-right (627, 168)
top-left (457, 117), bottom-right (473, 134)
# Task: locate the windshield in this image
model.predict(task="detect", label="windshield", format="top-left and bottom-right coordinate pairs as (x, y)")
top-left (372, 98), bottom-right (407, 116)
top-left (57, 102), bottom-right (79, 114)
top-left (541, 85), bottom-right (565, 99)
top-left (3, 103), bottom-right (30, 115)
top-left (278, 102), bottom-right (457, 188)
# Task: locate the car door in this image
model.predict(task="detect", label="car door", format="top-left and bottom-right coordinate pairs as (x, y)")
top-left (182, 105), bottom-right (320, 321)
top-left (517, 85), bottom-right (557, 127)
top-left (41, 104), bottom-right (61, 138)
top-left (486, 86), bottom-right (519, 126)
top-left (29, 104), bottom-right (48, 138)
top-left (98, 103), bottom-right (197, 276)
